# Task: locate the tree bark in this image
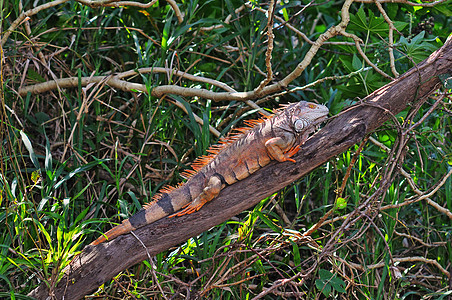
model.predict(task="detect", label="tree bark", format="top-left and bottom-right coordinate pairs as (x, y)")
top-left (29, 36), bottom-right (451, 300)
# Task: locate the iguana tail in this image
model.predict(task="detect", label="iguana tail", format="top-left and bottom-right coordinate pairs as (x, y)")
top-left (90, 219), bottom-right (134, 245)
top-left (90, 189), bottom-right (192, 245)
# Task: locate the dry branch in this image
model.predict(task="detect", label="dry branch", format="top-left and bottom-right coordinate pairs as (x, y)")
top-left (28, 34), bottom-right (452, 300)
top-left (17, 0), bottom-right (364, 104)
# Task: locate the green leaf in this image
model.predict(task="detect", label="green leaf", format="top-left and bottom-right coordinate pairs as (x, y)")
top-left (53, 159), bottom-right (107, 190)
top-left (126, 191), bottom-right (143, 211)
top-left (291, 241), bottom-right (301, 267)
top-left (282, 7), bottom-right (289, 22)
top-left (330, 277), bottom-right (347, 293)
top-left (20, 131), bottom-right (40, 169)
top-left (352, 54), bottom-right (363, 71)
top-left (316, 278), bottom-right (332, 297)
top-left (433, 3), bottom-right (452, 16)
top-left (161, 10), bottom-right (174, 51)
top-left (74, 207), bottom-right (90, 226)
top-left (349, 8), bottom-right (388, 35)
top-left (335, 197), bottom-right (348, 210)
top-left (71, 182), bottom-right (91, 201)
top-left (198, 62), bottom-right (216, 72)
top-left (393, 21), bottom-right (408, 32)
top-left (255, 211), bottom-right (282, 233)
top-left (350, 8), bottom-right (368, 31)
top-left (37, 222), bottom-right (53, 247)
top-left (316, 269), bottom-right (346, 297)
top-left (399, 32), bottom-right (439, 63)
top-left (26, 68), bottom-right (46, 83)
top-left (177, 96), bottom-right (204, 156)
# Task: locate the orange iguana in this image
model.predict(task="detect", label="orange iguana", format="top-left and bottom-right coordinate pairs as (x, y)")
top-left (91, 101), bottom-right (329, 245)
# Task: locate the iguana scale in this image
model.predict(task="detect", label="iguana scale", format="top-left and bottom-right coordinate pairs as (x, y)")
top-left (91, 101), bottom-right (329, 245)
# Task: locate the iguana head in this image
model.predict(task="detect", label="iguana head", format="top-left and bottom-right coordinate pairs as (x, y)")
top-left (280, 101), bottom-right (329, 141)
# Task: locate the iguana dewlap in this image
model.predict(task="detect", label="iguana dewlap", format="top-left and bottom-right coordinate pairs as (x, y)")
top-left (91, 101), bottom-right (329, 245)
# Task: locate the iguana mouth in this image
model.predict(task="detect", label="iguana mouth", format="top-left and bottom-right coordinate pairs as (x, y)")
top-left (309, 114), bottom-right (328, 133)
top-left (314, 115), bottom-right (328, 131)
top-left (297, 115), bottom-right (328, 144)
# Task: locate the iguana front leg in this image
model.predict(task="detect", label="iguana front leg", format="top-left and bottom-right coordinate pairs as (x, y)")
top-left (172, 175), bottom-right (223, 216)
top-left (265, 137), bottom-right (300, 163)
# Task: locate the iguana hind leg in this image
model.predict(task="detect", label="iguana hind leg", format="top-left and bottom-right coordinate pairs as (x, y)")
top-left (172, 175), bottom-right (223, 217)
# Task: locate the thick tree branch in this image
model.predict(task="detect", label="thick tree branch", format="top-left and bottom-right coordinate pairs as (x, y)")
top-left (29, 36), bottom-right (451, 300)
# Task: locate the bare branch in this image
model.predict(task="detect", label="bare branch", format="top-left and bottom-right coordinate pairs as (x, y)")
top-left (256, 0), bottom-right (276, 93)
top-left (347, 256), bottom-right (450, 278)
top-left (75, 0), bottom-right (183, 23)
top-left (17, 0), bottom-right (364, 103)
top-left (199, 5), bottom-right (246, 32)
top-left (374, 0), bottom-right (399, 77)
top-left (355, 0), bottom-right (449, 7)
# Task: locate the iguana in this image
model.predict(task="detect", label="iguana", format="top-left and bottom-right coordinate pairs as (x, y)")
top-left (91, 101), bottom-right (329, 245)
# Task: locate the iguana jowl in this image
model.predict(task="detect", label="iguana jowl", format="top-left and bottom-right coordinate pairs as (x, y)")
top-left (91, 101), bottom-right (329, 245)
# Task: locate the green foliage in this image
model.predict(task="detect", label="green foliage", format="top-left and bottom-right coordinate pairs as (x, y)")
top-left (399, 31), bottom-right (439, 64)
top-left (349, 7), bottom-right (408, 36)
top-left (315, 269), bottom-right (346, 297)
top-left (1, 0), bottom-right (451, 298)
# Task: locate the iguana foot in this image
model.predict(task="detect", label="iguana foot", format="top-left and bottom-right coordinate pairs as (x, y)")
top-left (284, 145), bottom-right (300, 162)
top-left (173, 200), bottom-right (206, 216)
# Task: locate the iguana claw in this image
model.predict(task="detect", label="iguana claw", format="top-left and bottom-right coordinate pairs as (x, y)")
top-left (172, 202), bottom-right (204, 217)
top-left (285, 145), bottom-right (301, 162)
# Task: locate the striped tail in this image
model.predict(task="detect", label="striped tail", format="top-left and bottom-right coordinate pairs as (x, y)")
top-left (90, 219), bottom-right (134, 245)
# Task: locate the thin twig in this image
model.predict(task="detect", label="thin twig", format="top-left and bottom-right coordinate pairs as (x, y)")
top-left (256, 0), bottom-right (276, 93)
top-left (374, 0), bottom-right (399, 77)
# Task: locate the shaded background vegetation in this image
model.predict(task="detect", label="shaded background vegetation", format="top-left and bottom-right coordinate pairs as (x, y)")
top-left (1, 0), bottom-right (451, 298)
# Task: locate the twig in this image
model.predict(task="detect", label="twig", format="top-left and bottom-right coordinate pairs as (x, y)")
top-left (394, 230), bottom-right (447, 247)
top-left (16, 0), bottom-right (385, 105)
top-left (199, 5), bottom-right (246, 32)
top-left (277, 0), bottom-right (355, 88)
top-left (130, 231), bottom-right (169, 299)
top-left (348, 256), bottom-right (450, 278)
top-left (19, 68), bottom-right (234, 96)
top-left (355, 0), bottom-right (448, 7)
top-left (374, 0), bottom-right (399, 77)
top-left (256, 0), bottom-right (276, 94)
top-left (249, 3), bottom-right (355, 47)
top-left (395, 168), bottom-right (452, 219)
top-left (76, 0), bottom-right (183, 23)
top-left (407, 94), bottom-right (445, 131)
top-left (116, 67), bottom-right (237, 92)
top-left (340, 31), bottom-right (393, 80)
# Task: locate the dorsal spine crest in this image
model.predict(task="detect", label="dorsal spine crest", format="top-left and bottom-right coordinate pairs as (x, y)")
top-left (151, 112), bottom-right (277, 202)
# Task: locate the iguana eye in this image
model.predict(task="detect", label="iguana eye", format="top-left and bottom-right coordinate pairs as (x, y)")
top-left (308, 104), bottom-right (316, 109)
top-left (294, 119), bottom-right (308, 132)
